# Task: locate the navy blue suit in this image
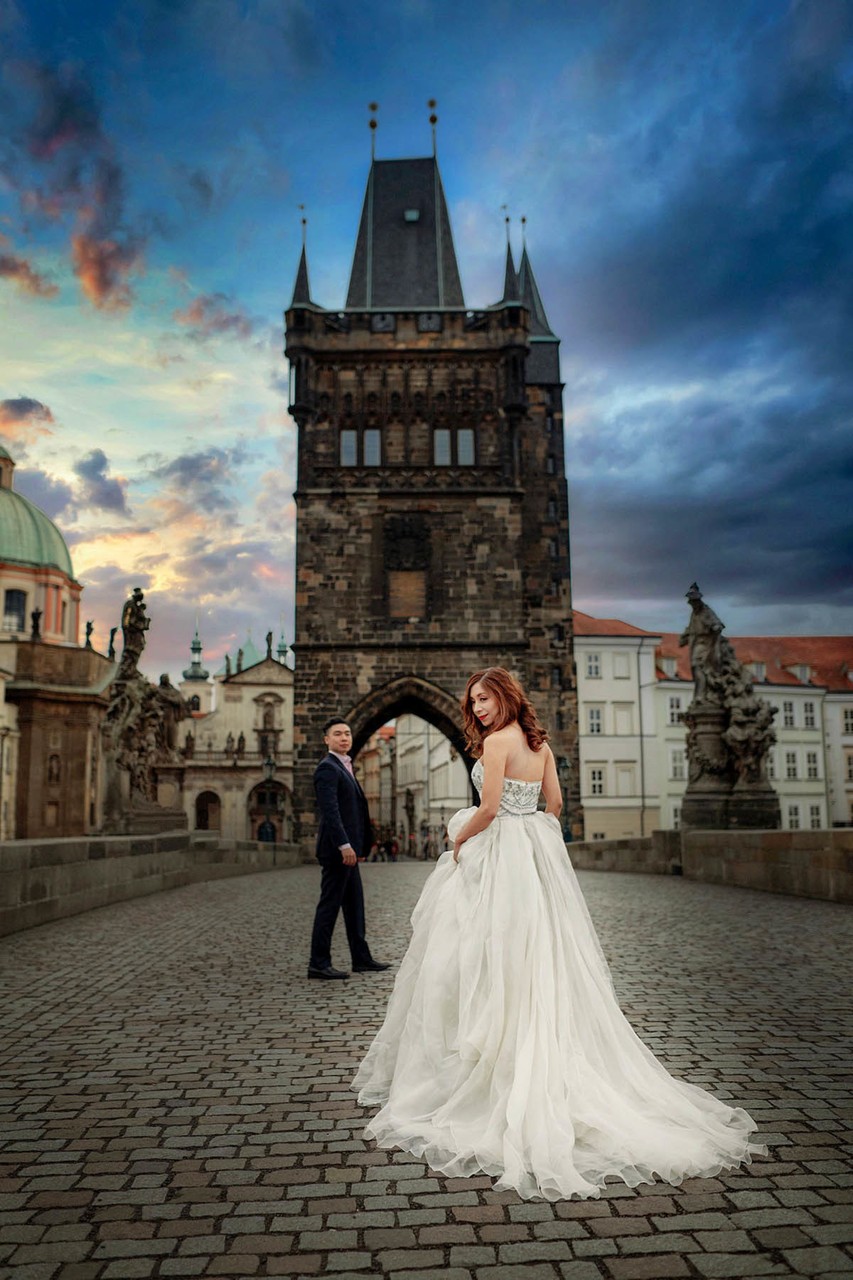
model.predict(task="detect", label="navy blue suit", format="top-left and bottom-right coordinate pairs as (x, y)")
top-left (308, 753), bottom-right (374, 971)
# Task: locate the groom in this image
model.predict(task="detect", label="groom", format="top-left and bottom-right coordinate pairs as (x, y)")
top-left (307, 717), bottom-right (390, 980)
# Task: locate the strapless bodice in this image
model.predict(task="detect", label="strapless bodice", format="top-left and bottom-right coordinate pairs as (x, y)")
top-left (471, 758), bottom-right (541, 816)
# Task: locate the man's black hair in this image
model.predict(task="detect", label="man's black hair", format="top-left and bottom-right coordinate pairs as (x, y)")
top-left (323, 717), bottom-right (350, 734)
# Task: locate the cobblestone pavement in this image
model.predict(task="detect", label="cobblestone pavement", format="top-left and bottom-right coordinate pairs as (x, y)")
top-left (1, 861), bottom-right (851, 1280)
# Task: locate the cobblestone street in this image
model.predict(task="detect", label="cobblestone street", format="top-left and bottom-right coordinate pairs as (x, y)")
top-left (1, 861), bottom-right (851, 1280)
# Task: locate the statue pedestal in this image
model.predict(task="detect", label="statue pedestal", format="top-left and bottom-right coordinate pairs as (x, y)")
top-left (682, 705), bottom-right (731, 830)
top-left (727, 787), bottom-right (781, 829)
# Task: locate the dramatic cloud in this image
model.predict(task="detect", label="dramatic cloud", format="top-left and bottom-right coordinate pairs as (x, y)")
top-left (14, 466), bottom-right (74, 518)
top-left (0, 248), bottom-right (58, 297)
top-left (0, 396), bottom-right (55, 441)
top-left (173, 291), bottom-right (254, 341)
top-left (72, 448), bottom-right (130, 514)
top-left (1, 61), bottom-right (144, 307)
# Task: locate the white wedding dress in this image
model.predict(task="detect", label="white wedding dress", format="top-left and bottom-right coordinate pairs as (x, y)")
top-left (351, 760), bottom-right (768, 1201)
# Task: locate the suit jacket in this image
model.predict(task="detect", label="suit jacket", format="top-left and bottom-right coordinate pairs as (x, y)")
top-left (314, 753), bottom-right (372, 863)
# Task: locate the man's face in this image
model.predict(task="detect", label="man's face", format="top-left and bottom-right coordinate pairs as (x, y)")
top-left (325, 723), bottom-right (353, 754)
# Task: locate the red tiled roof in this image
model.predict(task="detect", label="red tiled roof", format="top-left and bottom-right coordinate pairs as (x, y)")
top-left (572, 610), bottom-right (658, 639)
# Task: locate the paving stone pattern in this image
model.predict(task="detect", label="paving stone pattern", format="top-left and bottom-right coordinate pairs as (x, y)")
top-left (1, 862), bottom-right (851, 1280)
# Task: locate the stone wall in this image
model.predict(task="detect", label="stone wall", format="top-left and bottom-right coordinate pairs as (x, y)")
top-left (681, 828), bottom-right (852, 903)
top-left (0, 832), bottom-right (302, 938)
top-left (568, 827), bottom-right (851, 904)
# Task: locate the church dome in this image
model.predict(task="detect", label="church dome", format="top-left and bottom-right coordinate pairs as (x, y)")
top-left (0, 448), bottom-right (75, 577)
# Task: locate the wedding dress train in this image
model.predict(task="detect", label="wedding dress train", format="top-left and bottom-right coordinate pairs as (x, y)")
top-left (352, 760), bottom-right (768, 1201)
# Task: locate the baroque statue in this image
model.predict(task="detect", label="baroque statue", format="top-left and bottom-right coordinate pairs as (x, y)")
top-left (678, 583), bottom-right (780, 829)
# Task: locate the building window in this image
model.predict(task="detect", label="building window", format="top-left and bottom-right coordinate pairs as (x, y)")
top-left (795, 664), bottom-right (810, 683)
top-left (668, 696), bottom-right (682, 725)
top-left (589, 766), bottom-right (604, 796)
top-left (846, 751), bottom-right (853, 783)
top-left (457, 428), bottom-right (475, 466)
top-left (615, 764), bottom-right (635, 797)
top-left (787, 804), bottom-right (800, 831)
top-left (340, 429), bottom-right (358, 466)
top-left (783, 701), bottom-right (795, 728)
top-left (806, 751), bottom-right (819, 780)
top-left (767, 752), bottom-right (776, 780)
top-left (363, 428), bottom-right (382, 466)
top-left (61, 600), bottom-right (67, 635)
top-left (588, 707), bottom-right (602, 735)
top-left (549, 538), bottom-right (559, 559)
top-left (388, 571), bottom-right (426, 620)
top-left (546, 455), bottom-right (556, 475)
top-left (3, 589), bottom-right (26, 632)
top-left (434, 427), bottom-right (475, 465)
top-left (786, 751), bottom-right (798, 780)
top-left (809, 805), bottom-right (821, 830)
top-left (752, 661), bottom-right (766, 680)
top-left (592, 831), bottom-right (605, 841)
top-left (612, 653), bottom-right (630, 679)
top-left (614, 704), bottom-right (632, 735)
top-left (670, 748), bottom-right (686, 781)
top-left (660, 656), bottom-right (677, 677)
top-left (803, 701), bottom-right (816, 728)
top-left (551, 666), bottom-right (562, 689)
top-left (547, 498), bottom-right (557, 519)
top-left (672, 805), bottom-right (681, 830)
top-left (586, 652), bottom-right (601, 679)
top-left (844, 708), bottom-right (853, 735)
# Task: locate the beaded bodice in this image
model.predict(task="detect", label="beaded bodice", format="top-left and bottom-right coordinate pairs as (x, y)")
top-left (471, 758), bottom-right (541, 816)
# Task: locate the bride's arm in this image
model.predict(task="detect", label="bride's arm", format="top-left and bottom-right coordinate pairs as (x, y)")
top-left (453, 734), bottom-right (508, 861)
top-left (541, 745), bottom-right (562, 818)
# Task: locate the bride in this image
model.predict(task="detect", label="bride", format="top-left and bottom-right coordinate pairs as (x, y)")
top-left (352, 667), bottom-right (768, 1201)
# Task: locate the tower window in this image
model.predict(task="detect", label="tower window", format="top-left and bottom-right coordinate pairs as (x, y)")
top-left (433, 428), bottom-right (451, 466)
top-left (457, 428), bottom-right (475, 466)
top-left (434, 427), bottom-right (475, 466)
top-left (364, 429), bottom-right (382, 466)
top-left (388, 571), bottom-right (426, 619)
top-left (340, 429), bottom-right (357, 466)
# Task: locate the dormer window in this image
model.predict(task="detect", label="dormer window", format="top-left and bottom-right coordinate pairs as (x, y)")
top-left (751, 661), bottom-right (766, 681)
top-left (660, 657), bottom-right (677, 677)
top-left (403, 209), bottom-right (420, 222)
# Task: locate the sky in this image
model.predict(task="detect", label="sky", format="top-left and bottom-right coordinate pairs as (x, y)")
top-left (1, 0), bottom-right (851, 681)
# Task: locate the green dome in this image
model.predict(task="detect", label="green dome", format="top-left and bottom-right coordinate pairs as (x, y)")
top-left (0, 486), bottom-right (74, 577)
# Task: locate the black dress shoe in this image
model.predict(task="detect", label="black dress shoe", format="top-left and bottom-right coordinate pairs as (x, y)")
top-left (352, 960), bottom-right (391, 972)
top-left (307, 966), bottom-right (350, 980)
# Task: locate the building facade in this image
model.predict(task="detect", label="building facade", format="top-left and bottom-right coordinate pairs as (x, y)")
top-left (575, 611), bottom-right (852, 835)
top-left (285, 148), bottom-right (578, 850)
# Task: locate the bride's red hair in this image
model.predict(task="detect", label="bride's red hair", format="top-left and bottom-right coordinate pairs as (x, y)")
top-left (461, 667), bottom-right (549, 758)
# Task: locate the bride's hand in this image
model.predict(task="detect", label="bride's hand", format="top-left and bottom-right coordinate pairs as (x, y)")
top-left (452, 835), bottom-right (465, 863)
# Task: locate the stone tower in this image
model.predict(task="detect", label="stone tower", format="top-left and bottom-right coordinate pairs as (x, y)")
top-left (285, 151), bottom-right (580, 848)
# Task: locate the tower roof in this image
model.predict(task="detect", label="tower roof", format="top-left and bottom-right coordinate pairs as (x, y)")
top-left (500, 243), bottom-right (519, 304)
top-left (346, 157), bottom-right (465, 310)
top-left (291, 244), bottom-right (312, 307)
top-left (518, 246), bottom-right (555, 338)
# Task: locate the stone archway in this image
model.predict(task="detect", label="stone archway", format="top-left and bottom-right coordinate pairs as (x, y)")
top-left (345, 674), bottom-right (470, 763)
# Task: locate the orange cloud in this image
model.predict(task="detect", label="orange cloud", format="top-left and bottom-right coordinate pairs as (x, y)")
top-left (0, 396), bottom-right (56, 441)
top-left (0, 250), bottom-right (59, 298)
top-left (71, 232), bottom-right (143, 309)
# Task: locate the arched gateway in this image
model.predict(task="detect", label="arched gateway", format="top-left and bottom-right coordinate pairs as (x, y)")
top-left (286, 144), bottom-right (581, 852)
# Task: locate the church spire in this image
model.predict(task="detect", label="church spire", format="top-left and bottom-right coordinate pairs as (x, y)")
top-left (182, 623), bottom-right (210, 682)
top-left (291, 244), bottom-right (312, 307)
top-left (518, 245), bottom-right (555, 337)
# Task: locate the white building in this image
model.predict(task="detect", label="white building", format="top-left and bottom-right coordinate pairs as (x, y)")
top-left (574, 612), bottom-right (853, 837)
top-left (178, 631), bottom-right (294, 843)
top-left (393, 714), bottom-right (471, 856)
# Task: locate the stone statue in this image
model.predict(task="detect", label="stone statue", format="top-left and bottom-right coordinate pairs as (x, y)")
top-left (265, 630), bottom-right (273, 659)
top-left (225, 732), bottom-right (235, 754)
top-left (30, 608), bottom-right (42, 642)
top-left (119, 587), bottom-right (150, 678)
top-left (85, 620), bottom-right (94, 649)
top-left (237, 731), bottom-right (246, 757)
top-left (108, 626), bottom-right (118, 660)
top-left (678, 583), bottom-right (779, 829)
top-left (184, 731), bottom-right (195, 759)
top-left (237, 648), bottom-right (243, 673)
top-left (225, 653), bottom-right (232, 677)
top-left (679, 583), bottom-right (724, 706)
top-left (102, 593), bottom-right (189, 833)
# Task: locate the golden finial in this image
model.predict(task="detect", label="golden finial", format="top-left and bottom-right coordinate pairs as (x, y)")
top-left (428, 98), bottom-right (438, 156)
top-left (369, 102), bottom-right (378, 159)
